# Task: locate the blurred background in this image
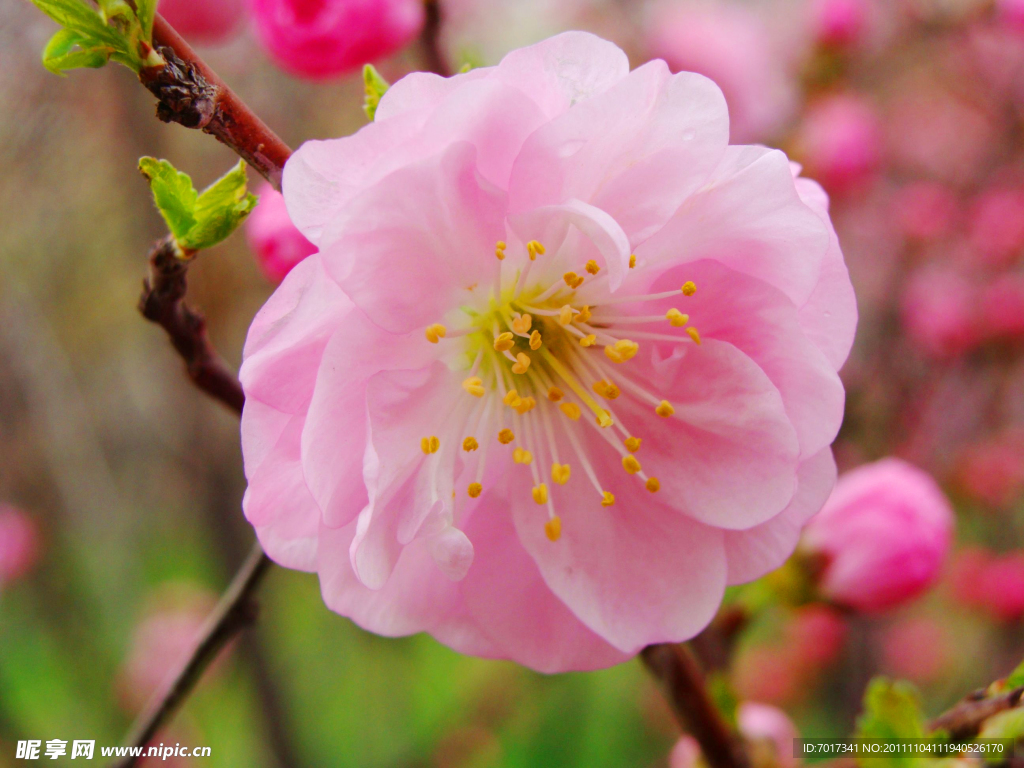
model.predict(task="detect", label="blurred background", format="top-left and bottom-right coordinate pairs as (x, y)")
top-left (1, 0), bottom-right (1023, 765)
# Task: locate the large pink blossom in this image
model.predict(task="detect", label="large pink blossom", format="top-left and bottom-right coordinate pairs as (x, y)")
top-left (241, 33), bottom-right (856, 672)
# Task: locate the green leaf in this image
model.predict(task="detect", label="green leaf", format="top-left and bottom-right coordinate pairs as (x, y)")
top-left (29, 0), bottom-right (126, 48)
top-left (135, 0), bottom-right (157, 41)
top-left (42, 29), bottom-right (111, 74)
top-left (1006, 658), bottom-right (1024, 690)
top-left (179, 161), bottom-right (258, 252)
top-left (139, 157), bottom-right (198, 241)
top-left (363, 64), bottom-right (390, 121)
top-left (856, 678), bottom-right (929, 768)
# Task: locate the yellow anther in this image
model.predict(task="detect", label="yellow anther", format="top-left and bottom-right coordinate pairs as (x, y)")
top-left (544, 515), bottom-right (561, 541)
top-left (503, 389), bottom-right (522, 408)
top-left (468, 482), bottom-right (483, 498)
top-left (682, 281), bottom-right (697, 296)
top-left (425, 323), bottom-right (447, 343)
top-left (593, 380), bottom-right (619, 399)
top-left (592, 380), bottom-right (608, 397)
top-left (646, 477), bottom-right (661, 493)
top-left (629, 254), bottom-right (637, 268)
top-left (625, 436), bottom-right (642, 453)
top-left (585, 260), bottom-right (600, 275)
top-left (622, 455), bottom-right (642, 474)
top-left (666, 308), bottom-right (689, 327)
top-left (686, 327), bottom-right (702, 345)
top-left (532, 483), bottom-right (549, 505)
top-left (512, 313), bottom-right (533, 334)
top-left (462, 436), bottom-right (479, 452)
top-left (558, 305), bottom-right (574, 325)
top-left (515, 396), bottom-right (536, 415)
top-left (511, 352), bottom-right (531, 374)
top-left (498, 428), bottom-right (515, 445)
top-left (462, 376), bottom-right (485, 397)
top-left (601, 491), bottom-right (616, 507)
top-left (576, 305), bottom-right (592, 323)
top-left (579, 334), bottom-right (597, 348)
top-left (421, 436), bottom-right (440, 455)
top-left (494, 332), bottom-right (515, 352)
top-left (559, 402), bottom-right (582, 421)
top-left (495, 241), bottom-right (507, 260)
top-left (551, 463), bottom-right (571, 485)
top-left (596, 411), bottom-right (613, 428)
top-left (529, 330), bottom-right (542, 350)
top-left (604, 339), bottom-right (639, 363)
top-left (513, 447), bottom-right (533, 465)
top-left (563, 271), bottom-right (584, 289)
top-left (527, 240), bottom-right (546, 260)
top-left (656, 400), bottom-right (675, 418)
top-left (547, 386), bottom-right (564, 402)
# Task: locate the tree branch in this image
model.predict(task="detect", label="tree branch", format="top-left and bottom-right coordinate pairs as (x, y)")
top-left (113, 542), bottom-right (273, 768)
top-left (138, 235), bottom-right (246, 415)
top-left (930, 686), bottom-right (1024, 742)
top-left (421, 0), bottom-right (451, 77)
top-left (141, 14), bottom-right (293, 189)
top-left (641, 643), bottom-right (750, 768)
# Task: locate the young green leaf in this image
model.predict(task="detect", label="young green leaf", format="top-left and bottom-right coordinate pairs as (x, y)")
top-left (180, 161), bottom-right (258, 252)
top-left (28, 0), bottom-right (156, 73)
top-left (42, 29), bottom-right (111, 74)
top-left (1005, 658), bottom-right (1024, 690)
top-left (363, 64), bottom-right (390, 121)
top-left (139, 157), bottom-right (198, 241)
top-left (856, 678), bottom-right (930, 768)
top-left (134, 0), bottom-right (157, 41)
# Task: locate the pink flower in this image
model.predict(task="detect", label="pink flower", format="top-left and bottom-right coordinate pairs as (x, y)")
top-left (670, 736), bottom-right (701, 768)
top-left (802, 458), bottom-right (954, 613)
top-left (967, 186), bottom-right (1024, 268)
top-left (738, 702), bottom-right (799, 768)
top-left (0, 504), bottom-right (40, 585)
top-left (808, 0), bottom-right (869, 49)
top-left (250, 0), bottom-right (425, 80)
top-left (998, 0), bottom-right (1024, 30)
top-left (786, 604), bottom-right (847, 667)
top-left (947, 547), bottom-right (991, 609)
top-left (901, 267), bottom-right (979, 359)
top-left (979, 275), bottom-right (1024, 341)
top-left (242, 33), bottom-right (856, 671)
top-left (158, 0), bottom-right (246, 45)
top-left (645, 2), bottom-right (798, 142)
top-left (893, 182), bottom-right (959, 243)
top-left (796, 93), bottom-right (882, 195)
top-left (246, 182), bottom-right (318, 283)
top-left (956, 433), bottom-right (1024, 507)
top-left (880, 617), bottom-right (951, 683)
top-left (976, 553), bottom-right (1024, 621)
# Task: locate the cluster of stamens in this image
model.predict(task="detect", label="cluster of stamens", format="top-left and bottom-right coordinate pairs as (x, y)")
top-left (420, 239), bottom-right (701, 542)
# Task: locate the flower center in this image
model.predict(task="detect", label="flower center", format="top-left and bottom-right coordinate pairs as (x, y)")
top-left (423, 240), bottom-right (701, 542)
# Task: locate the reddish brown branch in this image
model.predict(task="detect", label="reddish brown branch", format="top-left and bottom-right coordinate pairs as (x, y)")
top-left (112, 542), bottom-right (272, 768)
top-left (138, 236), bottom-right (245, 414)
top-left (421, 0), bottom-right (451, 77)
top-left (141, 15), bottom-right (293, 189)
top-left (930, 686), bottom-right (1024, 742)
top-left (641, 643), bottom-right (750, 768)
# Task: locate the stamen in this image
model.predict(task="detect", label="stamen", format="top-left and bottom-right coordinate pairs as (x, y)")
top-left (511, 352), bottom-right (531, 374)
top-left (425, 324), bottom-right (446, 343)
top-left (462, 376), bottom-right (485, 397)
top-left (514, 396), bottom-right (537, 415)
top-left (622, 455), bottom-right (642, 474)
top-left (498, 428), bottom-right (515, 444)
top-left (575, 305), bottom-right (592, 323)
top-left (604, 339), bottom-right (639, 363)
top-left (513, 447), bottom-right (534, 464)
top-left (592, 380), bottom-right (620, 399)
top-left (532, 483), bottom-right (549, 504)
top-left (527, 240), bottom-right (546, 261)
top-left (544, 516), bottom-right (562, 541)
top-left (494, 332), bottom-right (515, 352)
top-left (686, 327), bottom-right (702, 345)
top-left (558, 305), bottom-right (575, 325)
top-left (468, 482), bottom-right (483, 498)
top-left (629, 254), bottom-right (637, 269)
top-left (560, 402), bottom-right (582, 421)
top-left (625, 436), bottom-right (642, 453)
top-left (503, 390), bottom-right (523, 409)
top-left (602, 491), bottom-right (616, 506)
top-left (585, 260), bottom-right (600, 275)
top-left (551, 463), bottom-right (571, 485)
top-left (563, 272), bottom-right (585, 289)
top-left (666, 309), bottom-right (689, 327)
top-left (561, 415), bottom-right (610, 502)
top-left (540, 349), bottom-right (613, 428)
top-left (495, 241), bottom-right (507, 260)
top-left (421, 436), bottom-right (440, 455)
top-left (596, 286), bottom-right (693, 307)
top-left (579, 334), bottom-right (597, 347)
top-left (682, 281), bottom-right (697, 296)
top-left (646, 477), bottom-right (661, 492)
top-left (529, 330), bottom-right (542, 350)
top-left (656, 400), bottom-right (675, 418)
top-left (463, 436), bottom-right (479, 452)
top-left (547, 387), bottom-right (564, 401)
top-left (511, 312), bottom-right (533, 335)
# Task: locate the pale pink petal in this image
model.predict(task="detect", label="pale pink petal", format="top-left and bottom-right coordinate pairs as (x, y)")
top-left (723, 448), bottom-right (837, 585)
top-left (374, 67), bottom-right (492, 123)
top-left (319, 143), bottom-right (508, 333)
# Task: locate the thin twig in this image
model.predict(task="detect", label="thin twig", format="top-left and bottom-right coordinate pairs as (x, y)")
top-left (641, 643), bottom-right (750, 768)
top-left (930, 686), bottom-right (1024, 742)
top-left (142, 14), bottom-right (293, 189)
top-left (138, 235), bottom-right (246, 415)
top-left (421, 0), bottom-right (451, 77)
top-left (113, 542), bottom-right (273, 768)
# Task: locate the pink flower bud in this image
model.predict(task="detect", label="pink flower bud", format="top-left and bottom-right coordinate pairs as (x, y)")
top-left (809, 0), bottom-right (869, 49)
top-left (967, 185), bottom-right (1024, 268)
top-left (802, 458), bottom-right (954, 613)
top-left (250, 0), bottom-right (426, 80)
top-left (0, 504), bottom-right (40, 585)
top-left (901, 267), bottom-right (979, 359)
top-left (158, 0), bottom-right (246, 45)
top-left (246, 182), bottom-right (317, 283)
top-left (738, 702), bottom-right (799, 768)
top-left (893, 182), bottom-right (959, 243)
top-left (796, 93), bottom-right (882, 195)
top-left (670, 736), bottom-right (702, 768)
top-left (880, 617), bottom-right (951, 683)
top-left (976, 553), bottom-right (1024, 621)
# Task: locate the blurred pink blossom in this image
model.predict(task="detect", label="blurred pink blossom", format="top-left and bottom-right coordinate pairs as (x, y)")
top-left (738, 702), bottom-right (799, 768)
top-left (880, 617), bottom-right (951, 683)
top-left (901, 267), bottom-right (980, 359)
top-left (894, 182), bottom-right (959, 243)
top-left (979, 275), bottom-right (1024, 340)
top-left (956, 432), bottom-right (1024, 507)
top-left (250, 0), bottom-right (425, 79)
top-left (645, 1), bottom-right (798, 142)
top-left (733, 645), bottom-right (808, 706)
top-left (967, 186), bottom-right (1024, 268)
top-left (796, 93), bottom-right (882, 195)
top-left (787, 604), bottom-right (847, 667)
top-left (808, 0), bottom-right (869, 48)
top-left (670, 736), bottom-right (701, 768)
top-left (976, 553), bottom-right (1024, 621)
top-left (246, 182), bottom-right (317, 283)
top-left (158, 0), bottom-right (246, 45)
top-left (802, 458), bottom-right (954, 612)
top-left (0, 504), bottom-right (40, 585)
top-left (997, 0), bottom-right (1024, 30)
top-left (947, 546), bottom-right (992, 608)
